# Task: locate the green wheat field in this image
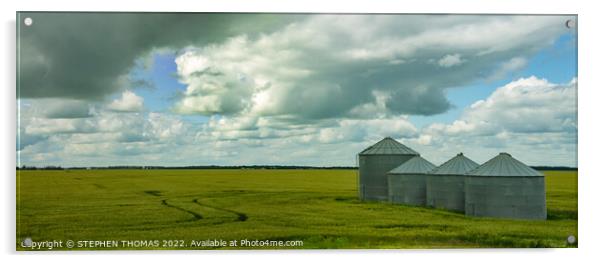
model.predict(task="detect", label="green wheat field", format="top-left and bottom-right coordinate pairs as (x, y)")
top-left (16, 169), bottom-right (577, 250)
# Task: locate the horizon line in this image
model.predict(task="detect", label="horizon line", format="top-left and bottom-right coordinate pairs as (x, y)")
top-left (16, 164), bottom-right (578, 171)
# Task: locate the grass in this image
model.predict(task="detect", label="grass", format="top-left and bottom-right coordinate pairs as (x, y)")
top-left (16, 169), bottom-right (577, 250)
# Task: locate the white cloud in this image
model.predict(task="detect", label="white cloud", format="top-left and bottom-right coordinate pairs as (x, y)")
top-left (462, 76), bottom-right (576, 133)
top-left (107, 90), bottom-right (144, 112)
top-left (487, 56), bottom-right (528, 81)
top-left (18, 96), bottom-right (197, 164)
top-left (147, 112), bottom-right (185, 140)
top-left (415, 134), bottom-right (433, 145)
top-left (414, 76), bottom-right (577, 166)
top-left (172, 15), bottom-right (569, 121)
top-left (423, 76), bottom-right (576, 138)
top-left (438, 54), bottom-right (464, 67)
top-left (313, 118), bottom-right (418, 144)
top-left (25, 118), bottom-right (96, 135)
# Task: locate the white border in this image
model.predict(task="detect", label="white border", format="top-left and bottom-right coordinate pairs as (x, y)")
top-left (2, 1), bottom-right (599, 263)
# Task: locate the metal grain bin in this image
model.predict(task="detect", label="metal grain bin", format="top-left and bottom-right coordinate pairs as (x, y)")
top-left (358, 137), bottom-right (419, 201)
top-left (426, 153), bottom-right (479, 212)
top-left (465, 153), bottom-right (546, 220)
top-left (387, 156), bottom-right (436, 206)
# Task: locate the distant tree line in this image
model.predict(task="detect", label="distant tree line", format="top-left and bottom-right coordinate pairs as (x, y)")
top-left (17, 165), bottom-right (65, 170)
top-left (17, 165), bottom-right (359, 170)
top-left (531, 166), bottom-right (578, 171)
top-left (16, 165), bottom-right (577, 171)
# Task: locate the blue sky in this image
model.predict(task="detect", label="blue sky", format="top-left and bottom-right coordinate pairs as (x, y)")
top-left (411, 32), bottom-right (576, 129)
top-left (17, 14), bottom-right (578, 167)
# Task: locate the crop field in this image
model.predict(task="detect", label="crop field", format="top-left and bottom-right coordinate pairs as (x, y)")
top-left (16, 169), bottom-right (577, 250)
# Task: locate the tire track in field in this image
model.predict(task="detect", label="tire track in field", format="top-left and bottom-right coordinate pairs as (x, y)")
top-left (143, 190), bottom-right (163, 196)
top-left (192, 198), bottom-right (248, 222)
top-left (92, 183), bottom-right (107, 189)
top-left (160, 199), bottom-right (203, 221)
top-left (143, 190), bottom-right (245, 224)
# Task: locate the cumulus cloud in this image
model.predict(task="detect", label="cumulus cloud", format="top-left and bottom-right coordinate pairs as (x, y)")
top-left (173, 15), bottom-right (570, 124)
top-left (172, 49), bottom-right (254, 114)
top-left (147, 112), bottom-right (186, 140)
top-left (107, 90), bottom-right (144, 112)
top-left (18, 104), bottom-right (200, 166)
top-left (412, 76), bottom-right (577, 165)
top-left (443, 76), bottom-right (576, 135)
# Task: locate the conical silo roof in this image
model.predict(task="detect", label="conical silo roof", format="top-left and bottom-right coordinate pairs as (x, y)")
top-left (431, 153), bottom-right (479, 175)
top-left (359, 137), bottom-right (419, 155)
top-left (468, 153), bottom-right (542, 177)
top-left (389, 156), bottom-right (436, 174)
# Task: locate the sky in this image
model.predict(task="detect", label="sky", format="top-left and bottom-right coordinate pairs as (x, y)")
top-left (16, 13), bottom-right (577, 167)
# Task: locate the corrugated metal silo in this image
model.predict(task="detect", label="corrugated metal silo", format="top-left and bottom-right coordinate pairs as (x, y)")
top-left (387, 156), bottom-right (436, 206)
top-left (426, 153), bottom-right (479, 212)
top-left (358, 137), bottom-right (419, 201)
top-left (465, 153), bottom-right (546, 220)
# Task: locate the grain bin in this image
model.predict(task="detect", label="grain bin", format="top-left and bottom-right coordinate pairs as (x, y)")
top-left (387, 156), bottom-right (436, 206)
top-left (465, 153), bottom-right (546, 220)
top-left (426, 153), bottom-right (479, 212)
top-left (358, 137), bottom-right (419, 201)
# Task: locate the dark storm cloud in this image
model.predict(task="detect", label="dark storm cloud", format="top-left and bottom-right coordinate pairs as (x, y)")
top-left (17, 12), bottom-right (304, 100)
